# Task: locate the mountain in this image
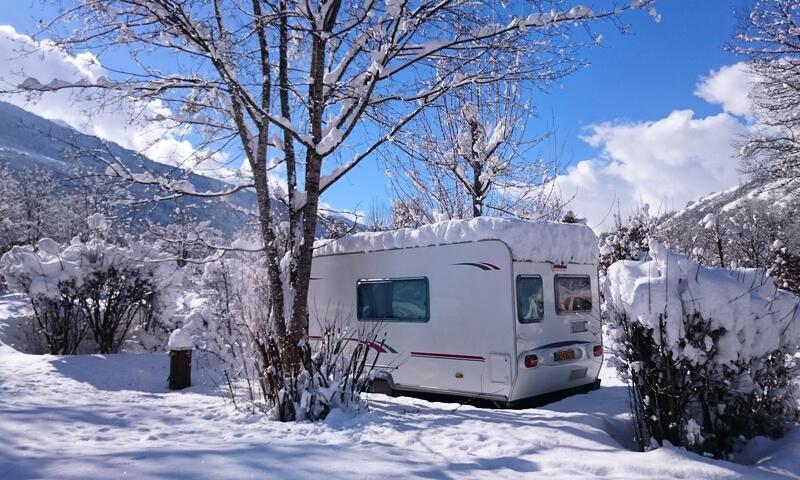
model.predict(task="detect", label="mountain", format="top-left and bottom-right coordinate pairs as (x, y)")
top-left (0, 101), bottom-right (259, 236)
top-left (0, 102), bottom-right (365, 238)
top-left (660, 177), bottom-right (795, 230)
top-left (655, 175), bottom-right (799, 272)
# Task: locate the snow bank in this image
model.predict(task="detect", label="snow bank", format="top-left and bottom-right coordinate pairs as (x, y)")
top-left (315, 217), bottom-right (599, 264)
top-left (1, 304), bottom-right (798, 480)
top-left (606, 240), bottom-right (800, 365)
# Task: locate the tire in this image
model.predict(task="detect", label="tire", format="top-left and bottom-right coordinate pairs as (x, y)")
top-left (368, 378), bottom-right (395, 396)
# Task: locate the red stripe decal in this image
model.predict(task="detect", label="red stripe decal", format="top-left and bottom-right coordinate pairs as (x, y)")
top-left (410, 351), bottom-right (486, 362)
top-left (479, 262), bottom-right (500, 270)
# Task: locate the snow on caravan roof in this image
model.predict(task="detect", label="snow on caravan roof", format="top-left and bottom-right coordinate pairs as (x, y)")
top-left (314, 217), bottom-right (599, 264)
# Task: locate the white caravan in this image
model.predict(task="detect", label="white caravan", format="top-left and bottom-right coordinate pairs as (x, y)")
top-left (308, 217), bottom-right (602, 405)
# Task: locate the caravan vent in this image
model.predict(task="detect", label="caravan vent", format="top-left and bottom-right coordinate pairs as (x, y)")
top-left (569, 368), bottom-right (587, 381)
top-left (571, 321), bottom-right (587, 333)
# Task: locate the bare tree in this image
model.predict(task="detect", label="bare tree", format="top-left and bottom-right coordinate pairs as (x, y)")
top-left (364, 199), bottom-right (392, 231)
top-left (385, 80), bottom-right (565, 225)
top-left (10, 0), bottom-right (655, 420)
top-left (731, 0), bottom-right (800, 183)
top-left (0, 167), bottom-right (126, 254)
top-left (0, 167), bottom-right (21, 254)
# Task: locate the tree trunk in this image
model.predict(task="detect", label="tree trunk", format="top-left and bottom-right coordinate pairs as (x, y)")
top-left (248, 0), bottom-right (288, 342)
top-left (279, 0), bottom-right (298, 286)
top-left (715, 232), bottom-right (725, 268)
top-left (469, 119), bottom-right (483, 217)
top-left (285, 19), bottom-right (327, 371)
top-left (283, 0), bottom-right (344, 373)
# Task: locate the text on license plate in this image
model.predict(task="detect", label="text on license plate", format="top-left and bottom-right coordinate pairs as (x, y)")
top-left (554, 349), bottom-right (576, 362)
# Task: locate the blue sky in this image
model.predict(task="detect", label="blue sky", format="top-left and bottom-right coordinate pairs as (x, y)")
top-left (537, 0), bottom-right (744, 160)
top-left (324, 0), bottom-right (752, 221)
top-left (0, 1), bottom-right (754, 228)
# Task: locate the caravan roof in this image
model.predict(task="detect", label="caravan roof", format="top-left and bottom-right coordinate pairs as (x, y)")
top-left (314, 217), bottom-right (599, 265)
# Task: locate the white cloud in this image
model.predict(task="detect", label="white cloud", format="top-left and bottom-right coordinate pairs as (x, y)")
top-left (694, 62), bottom-right (753, 118)
top-left (0, 25), bottom-right (236, 178)
top-left (554, 63), bottom-right (753, 231)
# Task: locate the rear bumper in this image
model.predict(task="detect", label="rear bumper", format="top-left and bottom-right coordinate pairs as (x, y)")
top-left (509, 343), bottom-right (603, 401)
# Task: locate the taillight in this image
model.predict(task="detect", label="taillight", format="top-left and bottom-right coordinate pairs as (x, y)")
top-left (524, 354), bottom-right (539, 368)
top-left (593, 345), bottom-right (603, 357)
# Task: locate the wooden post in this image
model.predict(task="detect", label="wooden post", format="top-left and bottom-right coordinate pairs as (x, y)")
top-left (169, 348), bottom-right (192, 390)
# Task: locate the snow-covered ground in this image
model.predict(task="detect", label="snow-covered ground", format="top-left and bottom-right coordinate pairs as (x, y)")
top-left (0, 294), bottom-right (798, 479)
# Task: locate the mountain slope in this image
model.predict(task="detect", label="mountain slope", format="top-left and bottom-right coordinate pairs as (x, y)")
top-left (0, 101), bottom-right (257, 235)
top-left (655, 176), bottom-right (799, 272)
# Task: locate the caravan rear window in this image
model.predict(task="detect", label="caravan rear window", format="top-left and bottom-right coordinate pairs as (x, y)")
top-left (555, 276), bottom-right (593, 313)
top-left (516, 276), bottom-right (544, 323)
top-left (357, 278), bottom-right (429, 322)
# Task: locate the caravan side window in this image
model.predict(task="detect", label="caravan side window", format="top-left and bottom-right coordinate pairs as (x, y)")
top-left (357, 278), bottom-right (429, 322)
top-left (516, 276), bottom-right (544, 323)
top-left (555, 276), bottom-right (593, 313)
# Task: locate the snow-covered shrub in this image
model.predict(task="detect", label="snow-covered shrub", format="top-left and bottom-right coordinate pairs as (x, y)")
top-left (79, 265), bottom-right (160, 354)
top-left (606, 241), bottom-right (800, 458)
top-left (192, 253), bottom-right (269, 372)
top-left (26, 279), bottom-right (88, 355)
top-left (0, 218), bottom-right (182, 354)
top-left (183, 249), bottom-right (381, 420)
top-left (598, 208), bottom-right (655, 275)
top-left (256, 316), bottom-right (383, 421)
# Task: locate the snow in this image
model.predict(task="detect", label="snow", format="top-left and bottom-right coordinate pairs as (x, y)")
top-left (606, 240), bottom-right (800, 366)
top-left (568, 5), bottom-right (594, 19)
top-left (315, 127), bottom-right (342, 155)
top-left (485, 119), bottom-right (508, 156)
top-left (86, 213), bottom-right (109, 232)
top-left (0, 294), bottom-right (798, 479)
top-left (1, 235), bottom-right (182, 306)
top-left (315, 217), bottom-right (600, 265)
top-left (700, 212), bottom-right (716, 229)
top-left (385, 0), bottom-right (402, 19)
top-left (168, 179), bottom-right (196, 194)
top-left (167, 328), bottom-right (193, 350)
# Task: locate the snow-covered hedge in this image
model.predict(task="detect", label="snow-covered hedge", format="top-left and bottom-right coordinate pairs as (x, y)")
top-left (605, 241), bottom-right (800, 458)
top-left (0, 217), bottom-right (182, 354)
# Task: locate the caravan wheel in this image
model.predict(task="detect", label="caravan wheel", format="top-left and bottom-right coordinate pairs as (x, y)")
top-left (368, 378), bottom-right (396, 397)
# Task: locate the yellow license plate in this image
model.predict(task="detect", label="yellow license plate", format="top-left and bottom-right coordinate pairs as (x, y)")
top-left (554, 349), bottom-right (575, 362)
